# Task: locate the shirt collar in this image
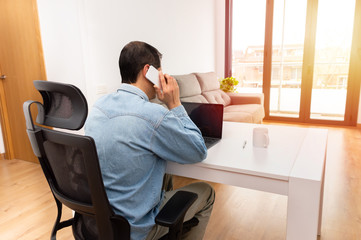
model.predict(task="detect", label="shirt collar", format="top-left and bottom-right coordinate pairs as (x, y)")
top-left (117, 84), bottom-right (149, 102)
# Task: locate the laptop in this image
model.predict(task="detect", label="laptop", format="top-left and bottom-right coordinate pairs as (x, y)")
top-left (182, 102), bottom-right (224, 149)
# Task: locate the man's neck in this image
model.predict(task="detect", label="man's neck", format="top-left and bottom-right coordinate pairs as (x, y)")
top-left (131, 77), bottom-right (155, 100)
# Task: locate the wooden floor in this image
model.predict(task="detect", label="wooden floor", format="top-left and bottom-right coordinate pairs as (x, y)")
top-left (1, 124), bottom-right (361, 239)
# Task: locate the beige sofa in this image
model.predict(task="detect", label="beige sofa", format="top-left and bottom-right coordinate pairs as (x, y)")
top-left (172, 72), bottom-right (265, 123)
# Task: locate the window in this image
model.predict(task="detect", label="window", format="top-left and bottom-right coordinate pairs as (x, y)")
top-left (227, 0), bottom-right (361, 125)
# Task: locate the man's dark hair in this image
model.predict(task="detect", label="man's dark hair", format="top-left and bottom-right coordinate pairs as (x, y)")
top-left (119, 41), bottom-right (162, 84)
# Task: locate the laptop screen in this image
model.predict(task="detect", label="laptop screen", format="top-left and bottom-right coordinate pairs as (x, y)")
top-left (182, 102), bottom-right (224, 139)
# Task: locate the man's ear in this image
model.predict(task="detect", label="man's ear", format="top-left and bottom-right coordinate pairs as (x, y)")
top-left (143, 64), bottom-right (150, 77)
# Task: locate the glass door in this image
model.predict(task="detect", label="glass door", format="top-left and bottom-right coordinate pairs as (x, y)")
top-left (310, 0), bottom-right (356, 121)
top-left (269, 0), bottom-right (308, 118)
top-left (228, 0), bottom-right (361, 125)
top-left (231, 0), bottom-right (266, 94)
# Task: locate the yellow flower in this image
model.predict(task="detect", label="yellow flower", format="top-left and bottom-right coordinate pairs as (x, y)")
top-left (220, 77), bottom-right (239, 92)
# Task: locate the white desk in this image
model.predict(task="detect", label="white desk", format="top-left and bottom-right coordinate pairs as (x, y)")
top-left (166, 122), bottom-right (327, 240)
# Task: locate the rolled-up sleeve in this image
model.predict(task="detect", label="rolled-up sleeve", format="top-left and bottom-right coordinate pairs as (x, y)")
top-left (150, 105), bottom-right (207, 164)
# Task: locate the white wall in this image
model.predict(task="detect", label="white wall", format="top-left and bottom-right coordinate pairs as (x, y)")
top-left (215, 0), bottom-right (225, 79)
top-left (0, 124), bottom-right (5, 153)
top-left (37, 0), bottom-right (217, 107)
top-left (37, 1), bottom-right (88, 95)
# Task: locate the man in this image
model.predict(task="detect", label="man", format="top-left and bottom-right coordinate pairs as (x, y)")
top-left (85, 41), bottom-right (215, 240)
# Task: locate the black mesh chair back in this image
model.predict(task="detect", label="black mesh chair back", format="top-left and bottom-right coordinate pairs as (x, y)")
top-left (23, 80), bottom-right (130, 239)
top-left (24, 80), bottom-right (198, 240)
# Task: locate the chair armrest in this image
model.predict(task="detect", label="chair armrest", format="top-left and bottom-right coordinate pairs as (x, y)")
top-left (110, 215), bottom-right (131, 239)
top-left (227, 92), bottom-right (264, 105)
top-left (155, 191), bottom-right (198, 227)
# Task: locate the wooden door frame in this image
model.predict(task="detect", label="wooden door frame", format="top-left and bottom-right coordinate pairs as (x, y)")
top-left (262, 0), bottom-right (274, 119)
top-left (0, 71), bottom-right (15, 160)
top-left (344, 0), bottom-right (361, 126)
top-left (225, 0), bottom-right (233, 78)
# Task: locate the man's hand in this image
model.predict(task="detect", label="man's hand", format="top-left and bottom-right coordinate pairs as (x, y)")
top-left (154, 72), bottom-right (181, 110)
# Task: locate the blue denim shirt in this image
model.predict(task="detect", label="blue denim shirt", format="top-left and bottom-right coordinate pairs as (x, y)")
top-left (84, 84), bottom-right (207, 240)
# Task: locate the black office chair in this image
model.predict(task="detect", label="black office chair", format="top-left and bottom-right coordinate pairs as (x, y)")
top-left (23, 80), bottom-right (199, 240)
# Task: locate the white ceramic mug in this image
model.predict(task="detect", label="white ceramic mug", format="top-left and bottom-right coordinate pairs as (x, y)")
top-left (253, 127), bottom-right (269, 148)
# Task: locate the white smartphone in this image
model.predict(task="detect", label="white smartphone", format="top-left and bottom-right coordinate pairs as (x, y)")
top-left (145, 65), bottom-right (160, 87)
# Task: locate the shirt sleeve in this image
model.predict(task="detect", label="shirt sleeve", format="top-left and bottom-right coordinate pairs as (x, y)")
top-left (150, 105), bottom-right (207, 164)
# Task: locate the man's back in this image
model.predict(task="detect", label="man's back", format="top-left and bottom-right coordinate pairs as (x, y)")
top-left (85, 84), bottom-right (207, 239)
